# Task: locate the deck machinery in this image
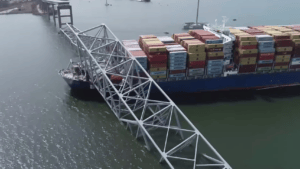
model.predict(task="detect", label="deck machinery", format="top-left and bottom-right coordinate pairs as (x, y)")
top-left (60, 24), bottom-right (231, 169)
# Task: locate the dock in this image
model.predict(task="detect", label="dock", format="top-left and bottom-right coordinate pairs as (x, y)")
top-left (41, 1), bottom-right (232, 168)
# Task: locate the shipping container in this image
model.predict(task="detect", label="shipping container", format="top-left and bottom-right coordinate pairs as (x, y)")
top-left (258, 53), bottom-right (275, 60)
top-left (239, 49), bottom-right (258, 54)
top-left (257, 67), bottom-right (272, 71)
top-left (150, 67), bottom-right (167, 71)
top-left (275, 39), bottom-right (293, 47)
top-left (238, 65), bottom-right (256, 73)
top-left (207, 51), bottom-right (224, 57)
top-left (258, 60), bottom-right (273, 64)
top-left (274, 65), bottom-right (289, 70)
top-left (259, 48), bottom-right (276, 53)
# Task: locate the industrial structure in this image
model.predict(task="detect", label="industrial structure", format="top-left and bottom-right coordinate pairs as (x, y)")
top-left (59, 23), bottom-right (232, 169)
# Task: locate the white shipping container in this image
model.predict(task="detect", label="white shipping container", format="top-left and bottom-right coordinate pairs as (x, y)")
top-left (150, 71), bottom-right (166, 76)
top-left (291, 58), bottom-right (300, 62)
top-left (169, 65), bottom-right (186, 70)
top-left (188, 72), bottom-right (205, 76)
top-left (169, 59), bottom-right (187, 64)
top-left (234, 27), bottom-right (249, 30)
top-left (127, 48), bottom-right (142, 51)
top-left (207, 59), bottom-right (223, 64)
top-left (188, 68), bottom-right (205, 73)
top-left (169, 62), bottom-right (186, 67)
top-left (169, 55), bottom-right (187, 59)
top-left (166, 45), bottom-right (183, 49)
top-left (169, 51), bottom-right (187, 58)
top-left (258, 60), bottom-right (273, 64)
top-left (169, 73), bottom-right (186, 78)
top-left (223, 60), bottom-right (230, 65)
top-left (291, 61), bottom-right (300, 65)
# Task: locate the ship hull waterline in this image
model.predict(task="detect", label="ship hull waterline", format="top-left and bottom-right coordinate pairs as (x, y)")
top-left (64, 71), bottom-right (300, 93)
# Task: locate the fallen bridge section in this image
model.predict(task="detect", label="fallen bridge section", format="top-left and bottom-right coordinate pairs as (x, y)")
top-left (61, 23), bottom-right (232, 169)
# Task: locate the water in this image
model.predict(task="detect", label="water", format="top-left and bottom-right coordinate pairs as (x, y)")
top-left (1, 0), bottom-right (300, 168)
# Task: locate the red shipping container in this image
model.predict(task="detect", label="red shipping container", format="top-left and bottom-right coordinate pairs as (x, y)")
top-left (290, 65), bottom-right (300, 69)
top-left (207, 56), bottom-right (224, 60)
top-left (169, 70), bottom-right (186, 74)
top-left (188, 61), bottom-right (206, 68)
top-left (193, 30), bottom-right (214, 36)
top-left (200, 35), bottom-right (219, 40)
top-left (130, 50), bottom-right (147, 57)
top-left (146, 51), bottom-right (168, 55)
top-left (206, 48), bottom-right (223, 52)
top-left (148, 54), bottom-right (168, 62)
top-left (273, 35), bottom-right (290, 40)
top-left (238, 45), bottom-right (257, 50)
top-left (258, 53), bottom-right (275, 60)
top-left (292, 54), bottom-right (300, 58)
top-left (275, 39), bottom-right (293, 47)
top-left (293, 48), bottom-right (300, 55)
top-left (257, 63), bottom-right (273, 67)
top-left (238, 65), bottom-right (256, 73)
top-left (274, 62), bottom-right (289, 66)
top-left (174, 33), bottom-right (190, 42)
top-left (111, 75), bottom-right (123, 83)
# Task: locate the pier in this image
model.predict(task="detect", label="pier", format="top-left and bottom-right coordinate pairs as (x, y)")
top-left (39, 1), bottom-right (232, 168)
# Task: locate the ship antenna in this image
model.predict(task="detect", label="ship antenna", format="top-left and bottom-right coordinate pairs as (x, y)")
top-left (222, 16), bottom-right (229, 30)
top-left (215, 19), bottom-right (218, 29)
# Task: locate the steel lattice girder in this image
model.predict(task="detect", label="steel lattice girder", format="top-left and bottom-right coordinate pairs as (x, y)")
top-left (62, 23), bottom-right (232, 169)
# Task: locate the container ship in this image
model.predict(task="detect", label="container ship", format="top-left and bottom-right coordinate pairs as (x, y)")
top-left (119, 24), bottom-right (300, 93)
top-left (60, 24), bottom-right (300, 94)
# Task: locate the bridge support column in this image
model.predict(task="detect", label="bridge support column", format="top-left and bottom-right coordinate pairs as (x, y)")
top-left (57, 5), bottom-right (73, 28)
top-left (52, 4), bottom-right (56, 26)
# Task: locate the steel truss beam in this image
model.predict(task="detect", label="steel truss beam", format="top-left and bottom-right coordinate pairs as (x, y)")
top-left (60, 23), bottom-right (232, 169)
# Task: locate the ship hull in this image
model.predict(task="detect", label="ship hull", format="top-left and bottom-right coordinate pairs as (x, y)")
top-left (153, 71), bottom-right (300, 94)
top-left (62, 76), bottom-right (91, 90)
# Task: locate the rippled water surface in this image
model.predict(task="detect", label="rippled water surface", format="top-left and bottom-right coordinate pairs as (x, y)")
top-left (1, 0), bottom-right (300, 168)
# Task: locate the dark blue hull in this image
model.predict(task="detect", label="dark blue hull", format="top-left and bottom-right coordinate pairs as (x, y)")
top-left (63, 77), bottom-right (91, 90)
top-left (62, 71), bottom-right (300, 93)
top-left (154, 71), bottom-right (300, 94)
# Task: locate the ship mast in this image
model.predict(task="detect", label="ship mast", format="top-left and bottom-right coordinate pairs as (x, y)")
top-left (196, 0), bottom-right (200, 26)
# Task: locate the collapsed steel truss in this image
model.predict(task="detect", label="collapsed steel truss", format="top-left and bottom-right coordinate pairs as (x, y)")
top-left (60, 23), bottom-right (232, 169)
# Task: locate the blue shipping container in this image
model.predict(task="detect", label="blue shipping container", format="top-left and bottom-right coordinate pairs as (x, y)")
top-left (259, 48), bottom-right (276, 53)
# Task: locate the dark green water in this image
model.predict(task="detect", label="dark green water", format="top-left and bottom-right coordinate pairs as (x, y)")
top-left (1, 0), bottom-right (300, 168)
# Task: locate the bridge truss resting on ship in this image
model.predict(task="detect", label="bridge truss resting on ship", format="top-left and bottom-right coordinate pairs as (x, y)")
top-left (60, 23), bottom-right (232, 169)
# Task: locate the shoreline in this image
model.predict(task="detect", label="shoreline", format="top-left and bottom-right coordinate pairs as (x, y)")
top-left (0, 1), bottom-right (44, 15)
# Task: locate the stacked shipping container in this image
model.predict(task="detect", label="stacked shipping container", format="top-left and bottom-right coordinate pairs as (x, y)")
top-left (122, 40), bottom-right (148, 73)
top-left (282, 26), bottom-right (300, 70)
top-left (166, 45), bottom-right (187, 80)
top-left (257, 26), bottom-right (293, 71)
top-left (138, 35), bottom-right (168, 79)
top-left (118, 24), bottom-right (300, 84)
top-left (189, 30), bottom-right (224, 77)
top-left (182, 39), bottom-right (206, 77)
top-left (255, 35), bottom-right (275, 73)
top-left (232, 30), bottom-right (258, 73)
